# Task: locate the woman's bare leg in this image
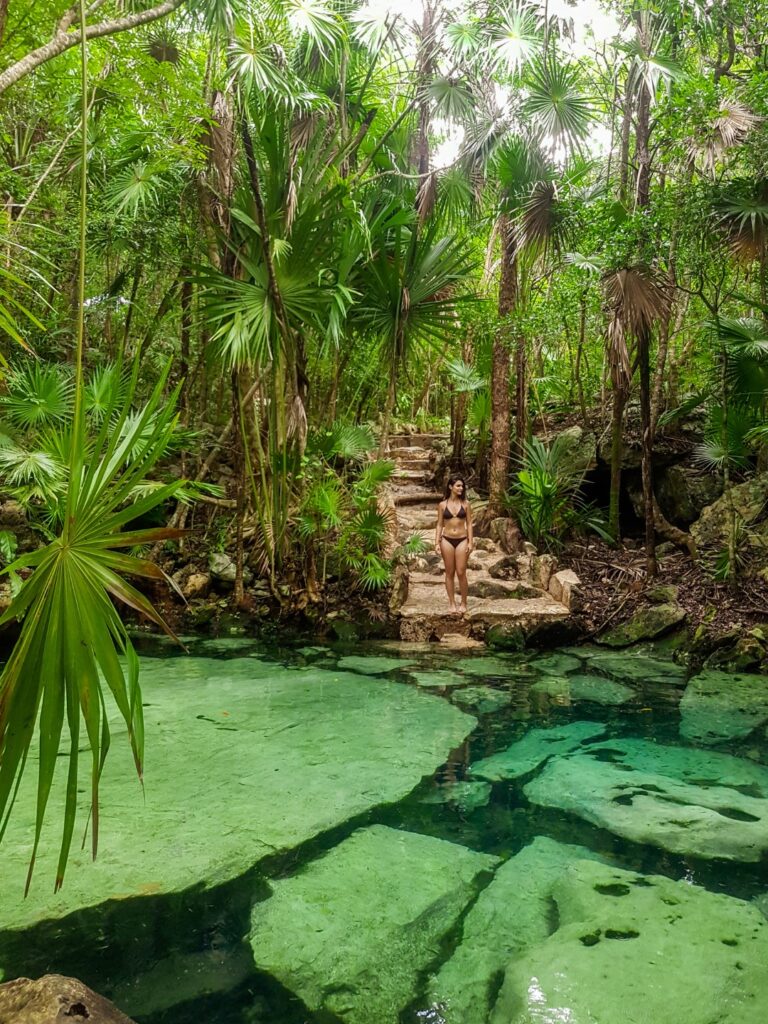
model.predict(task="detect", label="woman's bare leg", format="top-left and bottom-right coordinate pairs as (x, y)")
top-left (455, 539), bottom-right (469, 612)
top-left (440, 538), bottom-right (458, 611)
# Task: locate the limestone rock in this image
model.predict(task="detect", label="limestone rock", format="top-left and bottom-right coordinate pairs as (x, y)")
top-left (249, 825), bottom-right (498, 1024)
top-left (452, 685), bottom-right (513, 714)
top-left (680, 669), bottom-right (768, 744)
top-left (429, 837), bottom-right (606, 1024)
top-left (456, 655), bottom-right (528, 679)
top-left (485, 623), bottom-right (525, 651)
top-left (491, 859), bottom-right (768, 1024)
top-left (548, 569), bottom-right (582, 610)
top-left (657, 464), bottom-right (723, 525)
top-left (470, 722), bottom-right (608, 781)
top-left (409, 670), bottom-right (467, 688)
top-left (553, 425), bottom-right (597, 473)
top-left (0, 975), bottom-right (136, 1024)
top-left (208, 551), bottom-right (236, 585)
top-left (531, 672), bottom-right (635, 706)
top-left (489, 518), bottom-right (522, 554)
top-left (578, 648), bottom-right (688, 686)
top-left (420, 780), bottom-right (492, 812)
top-left (182, 572), bottom-right (210, 599)
top-left (336, 654), bottom-right (415, 675)
top-left (529, 652), bottom-right (582, 675)
top-left (691, 473), bottom-right (768, 570)
top-left (525, 738), bottom-right (768, 861)
top-left (646, 583), bottom-right (678, 604)
top-left (597, 602), bottom-right (686, 647)
top-left (0, 658), bottom-right (477, 936)
top-left (440, 632), bottom-right (485, 649)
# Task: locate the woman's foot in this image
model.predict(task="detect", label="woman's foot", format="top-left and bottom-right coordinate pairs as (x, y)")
top-left (448, 604), bottom-right (460, 616)
top-left (458, 604), bottom-right (467, 615)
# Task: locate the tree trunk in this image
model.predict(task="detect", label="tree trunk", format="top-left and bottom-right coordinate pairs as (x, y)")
top-left (618, 82), bottom-right (633, 204)
top-left (232, 370), bottom-right (246, 606)
top-left (608, 387), bottom-right (628, 541)
top-left (488, 216), bottom-right (517, 517)
top-left (635, 79), bottom-right (656, 575)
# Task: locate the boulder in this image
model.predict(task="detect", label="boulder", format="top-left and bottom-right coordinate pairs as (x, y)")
top-left (577, 647), bottom-right (688, 686)
top-left (552, 425), bottom-right (597, 473)
top-left (182, 572), bottom-right (209, 599)
top-left (485, 624), bottom-right (526, 651)
top-left (208, 552), bottom-right (236, 585)
top-left (525, 738), bottom-right (768, 861)
top-left (529, 652), bottom-right (582, 675)
top-left (646, 583), bottom-right (678, 604)
top-left (680, 669), bottom-right (768, 744)
top-left (388, 564), bottom-right (409, 615)
top-left (491, 859), bottom-right (768, 1024)
top-left (0, 975), bottom-right (135, 1024)
top-left (548, 569), bottom-right (582, 610)
top-left (249, 825), bottom-right (498, 1024)
top-left (0, 657), bottom-right (477, 938)
top-left (596, 602), bottom-right (686, 647)
top-left (691, 473), bottom-right (768, 570)
top-left (428, 837), bottom-right (606, 1024)
top-left (470, 721), bottom-right (608, 781)
top-left (656, 464), bottom-right (722, 525)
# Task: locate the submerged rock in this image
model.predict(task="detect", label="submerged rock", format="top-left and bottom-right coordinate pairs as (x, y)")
top-left (490, 859), bottom-right (768, 1024)
top-left (0, 658), bottom-right (477, 937)
top-left (409, 670), bottom-right (468, 688)
top-left (597, 603), bottom-right (686, 647)
top-left (680, 669), bottom-right (768, 744)
top-left (470, 722), bottom-right (608, 781)
top-left (578, 648), bottom-right (688, 687)
top-left (249, 825), bottom-right (498, 1024)
top-left (428, 837), bottom-right (606, 1024)
top-left (457, 655), bottom-right (531, 679)
top-left (530, 672), bottom-right (634, 705)
top-left (420, 780), bottom-right (492, 812)
top-left (336, 654), bottom-right (415, 675)
top-left (529, 652), bottom-right (582, 675)
top-left (525, 738), bottom-right (768, 861)
top-left (452, 685), bottom-right (513, 714)
top-left (0, 975), bottom-right (136, 1024)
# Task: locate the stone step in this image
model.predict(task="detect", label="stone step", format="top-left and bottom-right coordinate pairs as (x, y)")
top-left (393, 491), bottom-right (442, 508)
top-left (407, 572), bottom-right (542, 601)
top-left (392, 469), bottom-right (428, 482)
top-left (387, 434), bottom-right (447, 449)
top-left (400, 588), bottom-right (568, 623)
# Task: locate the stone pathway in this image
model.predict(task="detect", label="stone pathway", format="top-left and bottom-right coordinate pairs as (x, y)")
top-left (385, 435), bottom-right (576, 643)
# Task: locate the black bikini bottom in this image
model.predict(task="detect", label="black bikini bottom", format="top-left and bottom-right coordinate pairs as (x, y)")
top-left (443, 536), bottom-right (468, 548)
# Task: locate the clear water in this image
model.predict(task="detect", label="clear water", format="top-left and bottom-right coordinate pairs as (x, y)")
top-left (2, 637), bottom-right (767, 1023)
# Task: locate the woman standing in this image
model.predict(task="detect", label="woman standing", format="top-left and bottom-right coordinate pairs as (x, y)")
top-left (434, 476), bottom-right (474, 615)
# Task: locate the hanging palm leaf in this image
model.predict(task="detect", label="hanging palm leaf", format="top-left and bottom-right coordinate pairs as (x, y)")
top-left (0, 360), bottom-right (185, 891)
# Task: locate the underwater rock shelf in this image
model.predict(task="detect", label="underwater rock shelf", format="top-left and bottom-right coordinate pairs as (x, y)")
top-left (0, 656), bottom-right (477, 939)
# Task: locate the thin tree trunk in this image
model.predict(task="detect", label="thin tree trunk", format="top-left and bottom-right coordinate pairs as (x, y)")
top-left (378, 372), bottom-right (397, 457)
top-left (232, 370), bottom-right (245, 606)
top-left (488, 216), bottom-right (517, 517)
top-left (619, 82), bottom-right (633, 204)
top-left (609, 387), bottom-right (628, 541)
top-left (575, 290), bottom-right (588, 421)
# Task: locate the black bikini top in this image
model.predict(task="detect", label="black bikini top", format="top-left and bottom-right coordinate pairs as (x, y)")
top-left (443, 502), bottom-right (466, 520)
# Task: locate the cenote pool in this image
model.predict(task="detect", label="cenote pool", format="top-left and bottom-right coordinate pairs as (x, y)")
top-left (1, 638), bottom-right (767, 1024)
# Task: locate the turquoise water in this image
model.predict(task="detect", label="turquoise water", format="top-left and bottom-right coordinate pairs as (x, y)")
top-left (1, 637), bottom-right (767, 1023)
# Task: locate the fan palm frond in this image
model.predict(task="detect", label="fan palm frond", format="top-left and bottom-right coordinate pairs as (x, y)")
top-left (522, 58), bottom-right (594, 151)
top-left (491, 3), bottom-right (541, 74)
top-left (0, 362), bottom-right (73, 428)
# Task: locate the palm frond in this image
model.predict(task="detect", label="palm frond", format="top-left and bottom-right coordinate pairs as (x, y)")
top-left (0, 362), bottom-right (73, 428)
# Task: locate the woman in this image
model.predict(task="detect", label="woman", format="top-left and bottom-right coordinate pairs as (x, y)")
top-left (434, 476), bottom-right (473, 615)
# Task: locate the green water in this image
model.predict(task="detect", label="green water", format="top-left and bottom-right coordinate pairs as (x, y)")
top-left (1, 637), bottom-right (767, 1023)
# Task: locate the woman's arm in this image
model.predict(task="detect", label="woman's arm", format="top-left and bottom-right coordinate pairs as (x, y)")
top-left (466, 502), bottom-right (474, 552)
top-left (435, 503), bottom-right (444, 552)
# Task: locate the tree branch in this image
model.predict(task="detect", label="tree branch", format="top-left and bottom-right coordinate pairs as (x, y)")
top-left (0, 0), bottom-right (187, 95)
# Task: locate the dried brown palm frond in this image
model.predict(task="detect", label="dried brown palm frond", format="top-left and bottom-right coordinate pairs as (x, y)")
top-left (606, 312), bottom-right (632, 390)
top-left (602, 265), bottom-right (669, 337)
top-left (518, 180), bottom-right (562, 252)
top-left (291, 110), bottom-right (324, 156)
top-left (286, 393), bottom-right (308, 452)
top-left (688, 99), bottom-right (761, 178)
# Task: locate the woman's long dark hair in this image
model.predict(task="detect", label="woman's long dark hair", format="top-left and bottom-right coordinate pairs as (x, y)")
top-left (444, 476), bottom-right (466, 500)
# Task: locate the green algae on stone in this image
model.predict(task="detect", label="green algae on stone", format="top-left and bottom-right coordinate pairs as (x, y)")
top-left (490, 859), bottom-right (768, 1024)
top-left (525, 738), bottom-right (768, 861)
top-left (420, 780), bottom-right (493, 812)
top-left (336, 654), bottom-right (415, 675)
top-left (470, 722), bottom-right (608, 782)
top-left (249, 825), bottom-right (498, 1024)
top-left (531, 672), bottom-right (634, 705)
top-left (0, 657), bottom-right (477, 936)
top-left (452, 685), bottom-right (513, 714)
top-left (596, 602), bottom-right (686, 647)
top-left (428, 837), bottom-right (607, 1024)
top-left (455, 655), bottom-right (529, 679)
top-left (680, 669), bottom-right (768, 744)
top-left (579, 648), bottom-right (688, 686)
top-left (409, 670), bottom-right (468, 688)
top-left (529, 652), bottom-right (582, 675)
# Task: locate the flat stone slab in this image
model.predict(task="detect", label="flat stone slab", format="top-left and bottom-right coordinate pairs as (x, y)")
top-left (680, 669), bottom-right (768, 744)
top-left (336, 655), bottom-right (415, 675)
top-left (452, 686), bottom-right (513, 714)
top-left (0, 657), bottom-right (477, 935)
top-left (531, 673), bottom-right (635, 705)
top-left (529, 652), bottom-right (582, 675)
top-left (596, 602), bottom-right (686, 647)
top-left (579, 648), bottom-right (688, 686)
top-left (470, 722), bottom-right (609, 781)
top-left (455, 656), bottom-right (528, 679)
top-left (409, 670), bottom-right (468, 689)
top-left (249, 825), bottom-right (498, 1024)
top-left (491, 859), bottom-right (768, 1024)
top-left (429, 837), bottom-right (606, 1024)
top-left (525, 738), bottom-right (768, 861)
